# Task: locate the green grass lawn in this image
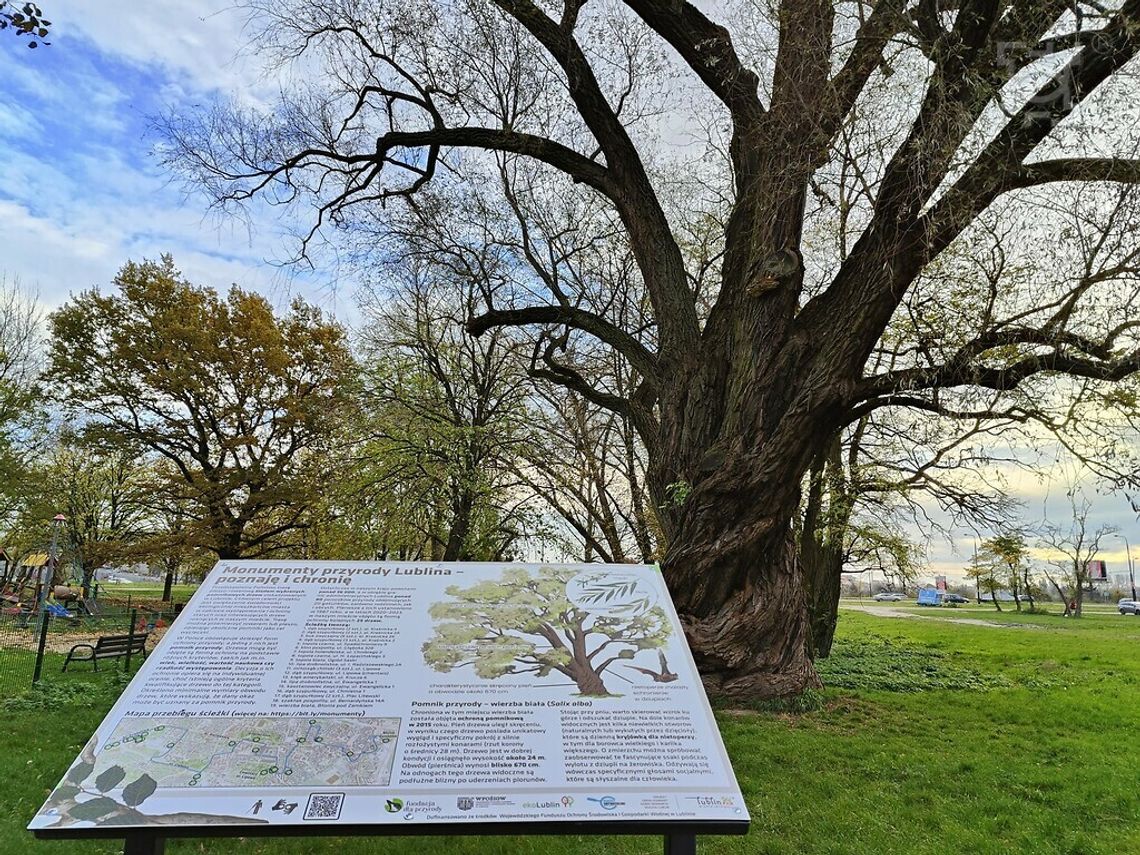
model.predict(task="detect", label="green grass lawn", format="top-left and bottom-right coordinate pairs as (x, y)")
top-left (4, 609), bottom-right (1139, 854)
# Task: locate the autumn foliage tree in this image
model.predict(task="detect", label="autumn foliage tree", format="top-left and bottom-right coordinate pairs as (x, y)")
top-left (165, 0), bottom-right (1140, 698)
top-left (47, 258), bottom-right (354, 559)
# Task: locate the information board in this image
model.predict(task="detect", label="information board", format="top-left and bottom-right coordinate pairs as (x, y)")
top-left (30, 562), bottom-right (748, 835)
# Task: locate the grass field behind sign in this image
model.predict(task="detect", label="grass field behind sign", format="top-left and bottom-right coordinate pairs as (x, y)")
top-left (3, 606), bottom-right (1138, 855)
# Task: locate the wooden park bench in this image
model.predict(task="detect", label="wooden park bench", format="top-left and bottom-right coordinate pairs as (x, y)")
top-left (62, 632), bottom-right (148, 672)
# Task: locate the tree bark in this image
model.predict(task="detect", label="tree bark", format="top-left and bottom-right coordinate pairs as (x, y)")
top-left (664, 502), bottom-right (821, 701)
top-left (801, 538), bottom-right (843, 659)
top-left (651, 286), bottom-right (840, 700)
top-left (444, 488), bottom-right (475, 561)
top-left (798, 435), bottom-right (851, 658)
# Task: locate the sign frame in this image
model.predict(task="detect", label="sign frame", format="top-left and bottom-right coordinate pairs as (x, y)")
top-left (39, 818), bottom-right (744, 855)
top-left (30, 561), bottom-right (751, 854)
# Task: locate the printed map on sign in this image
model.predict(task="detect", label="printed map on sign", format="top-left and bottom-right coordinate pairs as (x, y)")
top-left (96, 717), bottom-right (400, 788)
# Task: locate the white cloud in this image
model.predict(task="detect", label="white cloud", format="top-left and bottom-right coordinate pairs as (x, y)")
top-left (56, 1), bottom-right (265, 100)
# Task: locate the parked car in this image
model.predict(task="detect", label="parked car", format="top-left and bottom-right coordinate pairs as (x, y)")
top-left (1118, 599), bottom-right (1140, 615)
top-left (945, 593), bottom-right (969, 604)
top-left (873, 592), bottom-right (906, 602)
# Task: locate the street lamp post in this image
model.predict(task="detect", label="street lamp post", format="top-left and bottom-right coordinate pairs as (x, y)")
top-left (32, 514), bottom-right (66, 684)
top-left (38, 514), bottom-right (66, 615)
top-left (1117, 534), bottom-right (1137, 602)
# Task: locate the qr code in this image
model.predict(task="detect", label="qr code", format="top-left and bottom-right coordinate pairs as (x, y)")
top-left (304, 792), bottom-right (345, 820)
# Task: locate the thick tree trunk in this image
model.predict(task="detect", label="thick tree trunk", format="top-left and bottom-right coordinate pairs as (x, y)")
top-left (799, 437), bottom-right (849, 658)
top-left (801, 540), bottom-right (842, 658)
top-left (444, 489), bottom-right (474, 561)
top-left (650, 311), bottom-right (841, 701)
top-left (642, 134), bottom-right (863, 701)
top-left (663, 506), bottom-right (820, 701)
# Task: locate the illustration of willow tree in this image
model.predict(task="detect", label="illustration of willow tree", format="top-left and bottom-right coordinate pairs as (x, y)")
top-left (422, 567), bottom-right (670, 696)
top-left (166, 0), bottom-right (1140, 699)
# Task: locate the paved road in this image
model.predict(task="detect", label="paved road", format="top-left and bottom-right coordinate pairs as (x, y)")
top-left (840, 602), bottom-right (1041, 629)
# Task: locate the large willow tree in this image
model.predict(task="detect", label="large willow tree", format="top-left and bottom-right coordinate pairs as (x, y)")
top-left (166, 0), bottom-right (1140, 698)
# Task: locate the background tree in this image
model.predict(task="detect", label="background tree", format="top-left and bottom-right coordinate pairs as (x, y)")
top-left (127, 485), bottom-right (214, 600)
top-left (965, 547), bottom-right (1003, 611)
top-left (799, 407), bottom-right (1016, 654)
top-left (165, 0), bottom-right (1140, 698)
top-left (357, 266), bottom-right (535, 560)
top-left (27, 438), bottom-right (149, 596)
top-left (0, 275), bottom-right (45, 529)
top-left (47, 257), bottom-right (354, 560)
top-left (524, 380), bottom-right (657, 564)
top-left (1039, 489), bottom-right (1117, 617)
top-left (423, 565), bottom-right (671, 696)
top-left (981, 532), bottom-right (1032, 611)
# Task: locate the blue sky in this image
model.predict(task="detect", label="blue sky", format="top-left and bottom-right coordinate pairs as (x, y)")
top-left (0, 2), bottom-right (354, 314)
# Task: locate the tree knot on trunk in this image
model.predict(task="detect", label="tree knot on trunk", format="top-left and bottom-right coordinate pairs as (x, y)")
top-left (745, 247), bottom-right (803, 296)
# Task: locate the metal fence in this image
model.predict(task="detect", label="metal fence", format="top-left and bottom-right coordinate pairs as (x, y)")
top-left (0, 602), bottom-right (183, 691)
